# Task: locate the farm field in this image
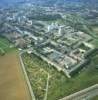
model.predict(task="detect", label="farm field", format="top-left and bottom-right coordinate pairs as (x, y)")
top-left (0, 51), bottom-right (31, 100)
top-left (22, 53), bottom-right (98, 100)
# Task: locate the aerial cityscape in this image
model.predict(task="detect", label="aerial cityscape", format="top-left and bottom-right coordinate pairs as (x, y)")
top-left (0, 0), bottom-right (98, 100)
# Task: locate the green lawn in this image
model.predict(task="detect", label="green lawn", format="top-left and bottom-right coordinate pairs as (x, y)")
top-left (79, 44), bottom-right (90, 51)
top-left (92, 26), bottom-right (98, 34)
top-left (0, 37), bottom-right (15, 55)
top-left (91, 95), bottom-right (98, 100)
top-left (22, 53), bottom-right (48, 100)
top-left (93, 40), bottom-right (98, 48)
top-left (22, 52), bottom-right (98, 100)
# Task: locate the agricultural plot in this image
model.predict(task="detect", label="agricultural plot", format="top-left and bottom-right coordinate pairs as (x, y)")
top-left (22, 52), bottom-right (98, 100)
top-left (0, 51), bottom-right (31, 100)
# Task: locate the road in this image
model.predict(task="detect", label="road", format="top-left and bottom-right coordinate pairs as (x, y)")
top-left (60, 84), bottom-right (98, 100)
top-left (44, 73), bottom-right (50, 100)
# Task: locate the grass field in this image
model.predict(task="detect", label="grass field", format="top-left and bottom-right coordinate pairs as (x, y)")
top-left (0, 37), bottom-right (15, 55)
top-left (92, 26), bottom-right (98, 32)
top-left (91, 26), bottom-right (98, 37)
top-left (0, 51), bottom-right (31, 100)
top-left (22, 53), bottom-right (98, 100)
top-left (91, 95), bottom-right (98, 100)
top-left (22, 53), bottom-right (49, 100)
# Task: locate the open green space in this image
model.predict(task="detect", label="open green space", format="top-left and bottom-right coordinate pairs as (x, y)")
top-left (92, 40), bottom-right (98, 48)
top-left (22, 53), bottom-right (48, 100)
top-left (0, 37), bottom-right (16, 56)
top-left (92, 26), bottom-right (98, 31)
top-left (91, 95), bottom-right (98, 100)
top-left (22, 52), bottom-right (98, 100)
top-left (79, 43), bottom-right (90, 51)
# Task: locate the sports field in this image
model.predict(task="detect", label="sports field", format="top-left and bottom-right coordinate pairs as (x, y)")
top-left (0, 51), bottom-right (31, 100)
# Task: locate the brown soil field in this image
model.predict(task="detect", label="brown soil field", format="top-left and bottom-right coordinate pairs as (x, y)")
top-left (0, 51), bottom-right (31, 100)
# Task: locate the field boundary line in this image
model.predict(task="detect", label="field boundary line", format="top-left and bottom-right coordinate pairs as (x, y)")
top-left (19, 52), bottom-right (36, 100)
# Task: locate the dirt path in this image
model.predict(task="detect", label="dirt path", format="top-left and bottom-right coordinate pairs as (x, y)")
top-left (0, 51), bottom-right (31, 100)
